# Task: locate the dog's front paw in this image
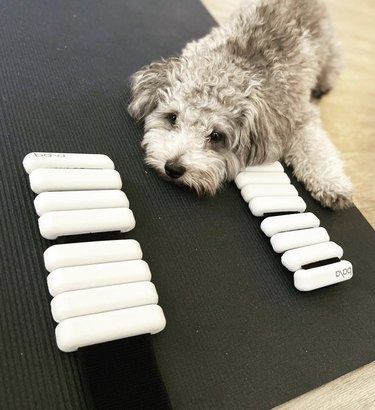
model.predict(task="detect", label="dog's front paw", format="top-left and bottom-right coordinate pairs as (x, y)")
top-left (312, 183), bottom-right (353, 210)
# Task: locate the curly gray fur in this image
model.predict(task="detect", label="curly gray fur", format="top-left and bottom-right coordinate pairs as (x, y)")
top-left (128, 0), bottom-right (352, 209)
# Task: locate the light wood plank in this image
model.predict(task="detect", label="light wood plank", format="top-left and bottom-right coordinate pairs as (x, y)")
top-left (274, 362), bottom-right (375, 410)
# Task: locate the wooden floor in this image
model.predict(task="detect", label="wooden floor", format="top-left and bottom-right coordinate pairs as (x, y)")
top-left (201, 0), bottom-right (375, 408)
top-left (202, 0), bottom-right (375, 229)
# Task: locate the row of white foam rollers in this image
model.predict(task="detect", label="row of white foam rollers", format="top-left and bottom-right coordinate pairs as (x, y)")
top-left (45, 240), bottom-right (166, 352)
top-left (23, 152), bottom-right (166, 352)
top-left (235, 162), bottom-right (353, 291)
top-left (23, 153), bottom-right (136, 239)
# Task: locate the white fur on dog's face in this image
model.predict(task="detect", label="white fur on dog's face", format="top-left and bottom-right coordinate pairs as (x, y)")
top-left (128, 55), bottom-right (276, 195)
top-left (141, 92), bottom-right (243, 195)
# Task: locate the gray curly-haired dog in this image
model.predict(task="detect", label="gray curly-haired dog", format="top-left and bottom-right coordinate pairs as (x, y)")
top-left (128, 0), bottom-right (353, 210)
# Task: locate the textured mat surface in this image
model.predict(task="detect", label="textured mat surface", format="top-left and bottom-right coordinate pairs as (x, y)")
top-left (0, 0), bottom-right (374, 409)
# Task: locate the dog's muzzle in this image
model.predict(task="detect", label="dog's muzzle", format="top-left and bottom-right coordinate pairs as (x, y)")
top-left (164, 161), bottom-right (186, 179)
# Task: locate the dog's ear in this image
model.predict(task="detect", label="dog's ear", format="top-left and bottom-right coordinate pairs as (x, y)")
top-left (235, 106), bottom-right (269, 166)
top-left (236, 99), bottom-right (289, 166)
top-left (128, 57), bottom-right (180, 121)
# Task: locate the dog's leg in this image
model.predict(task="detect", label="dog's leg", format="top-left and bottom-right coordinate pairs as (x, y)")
top-left (284, 110), bottom-right (352, 210)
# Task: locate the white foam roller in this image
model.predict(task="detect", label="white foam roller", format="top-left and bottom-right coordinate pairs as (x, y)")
top-left (23, 152), bottom-right (115, 174)
top-left (270, 227), bottom-right (329, 253)
top-left (249, 196), bottom-right (306, 217)
top-left (244, 161), bottom-right (284, 172)
top-left (34, 190), bottom-right (129, 216)
top-left (55, 304), bottom-right (166, 352)
top-left (29, 168), bottom-right (122, 193)
top-left (294, 260), bottom-right (353, 291)
top-left (44, 239), bottom-right (142, 272)
top-left (235, 172), bottom-right (290, 189)
top-left (241, 184), bottom-right (298, 203)
top-left (261, 212), bottom-right (320, 237)
top-left (38, 208), bottom-right (135, 240)
top-left (281, 241), bottom-right (344, 272)
top-left (51, 282), bottom-right (158, 323)
top-left (47, 260), bottom-right (151, 296)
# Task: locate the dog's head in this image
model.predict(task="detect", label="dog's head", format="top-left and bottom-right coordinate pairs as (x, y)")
top-left (128, 54), bottom-right (284, 195)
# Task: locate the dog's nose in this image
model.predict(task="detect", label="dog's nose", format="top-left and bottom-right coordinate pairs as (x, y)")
top-left (164, 161), bottom-right (186, 179)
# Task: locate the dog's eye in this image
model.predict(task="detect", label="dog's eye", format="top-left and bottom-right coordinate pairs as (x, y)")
top-left (166, 113), bottom-right (177, 126)
top-left (209, 131), bottom-right (225, 143)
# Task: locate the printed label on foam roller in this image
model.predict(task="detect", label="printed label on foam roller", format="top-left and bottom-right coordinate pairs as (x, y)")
top-left (23, 152), bottom-right (115, 173)
top-left (33, 152), bottom-right (66, 157)
top-left (336, 266), bottom-right (352, 279)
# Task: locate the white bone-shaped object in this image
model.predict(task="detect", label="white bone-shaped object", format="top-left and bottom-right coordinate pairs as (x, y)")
top-left (23, 152), bottom-right (168, 351)
top-left (270, 227), bottom-right (329, 253)
top-left (249, 196), bottom-right (306, 217)
top-left (47, 259), bottom-right (151, 296)
top-left (23, 152), bottom-right (115, 174)
top-left (55, 304), bottom-right (166, 352)
top-left (281, 241), bottom-right (344, 272)
top-left (241, 184), bottom-right (298, 203)
top-left (38, 208), bottom-right (135, 240)
top-left (235, 162), bottom-right (353, 291)
top-left (235, 172), bottom-right (290, 189)
top-left (44, 239), bottom-right (142, 272)
top-left (294, 260), bottom-right (353, 291)
top-left (34, 190), bottom-right (129, 216)
top-left (51, 282), bottom-right (158, 323)
top-left (244, 161), bottom-right (284, 172)
top-left (29, 168), bottom-right (122, 193)
top-left (261, 212), bottom-right (320, 237)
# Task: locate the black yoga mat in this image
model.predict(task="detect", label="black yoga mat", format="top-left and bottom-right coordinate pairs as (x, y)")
top-left (0, 0), bottom-right (374, 408)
